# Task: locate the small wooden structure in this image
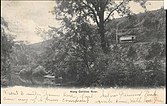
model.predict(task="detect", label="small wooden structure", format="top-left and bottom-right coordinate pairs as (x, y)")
top-left (119, 35), bottom-right (136, 43)
top-left (116, 25), bottom-right (137, 44)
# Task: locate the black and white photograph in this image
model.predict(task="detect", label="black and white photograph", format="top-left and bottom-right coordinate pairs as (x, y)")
top-left (1, 0), bottom-right (166, 104)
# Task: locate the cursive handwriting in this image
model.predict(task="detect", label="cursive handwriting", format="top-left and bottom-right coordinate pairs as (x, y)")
top-left (1, 87), bottom-right (165, 104)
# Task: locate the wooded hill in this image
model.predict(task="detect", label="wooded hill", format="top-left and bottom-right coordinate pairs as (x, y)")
top-left (27, 8), bottom-right (165, 54)
top-left (106, 8), bottom-right (165, 44)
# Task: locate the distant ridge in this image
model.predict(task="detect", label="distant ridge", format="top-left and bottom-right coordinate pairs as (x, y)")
top-left (27, 39), bottom-right (53, 55)
top-left (27, 8), bottom-right (165, 54)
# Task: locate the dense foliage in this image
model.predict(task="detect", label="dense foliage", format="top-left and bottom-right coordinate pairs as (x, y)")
top-left (1, 4), bottom-right (165, 87)
top-left (39, 8), bottom-right (165, 87)
top-left (54, 0), bottom-right (147, 53)
top-left (1, 17), bottom-right (14, 86)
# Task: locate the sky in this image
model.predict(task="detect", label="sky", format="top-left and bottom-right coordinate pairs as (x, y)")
top-left (1, 0), bottom-right (164, 44)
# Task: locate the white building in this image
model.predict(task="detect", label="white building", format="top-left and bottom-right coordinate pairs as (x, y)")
top-left (119, 35), bottom-right (136, 43)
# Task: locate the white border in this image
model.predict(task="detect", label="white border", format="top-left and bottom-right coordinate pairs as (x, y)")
top-left (165, 0), bottom-right (167, 9)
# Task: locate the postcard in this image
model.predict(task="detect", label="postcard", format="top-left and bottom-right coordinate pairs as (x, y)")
top-left (1, 0), bottom-right (166, 104)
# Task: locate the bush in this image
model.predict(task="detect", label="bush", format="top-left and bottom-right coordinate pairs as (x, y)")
top-left (98, 43), bottom-right (165, 87)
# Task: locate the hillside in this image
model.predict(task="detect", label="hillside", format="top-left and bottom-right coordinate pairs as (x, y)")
top-left (27, 8), bottom-right (166, 52)
top-left (106, 8), bottom-right (166, 43)
top-left (27, 39), bottom-right (53, 55)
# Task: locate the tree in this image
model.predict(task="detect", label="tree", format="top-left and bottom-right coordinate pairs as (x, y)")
top-left (53, 0), bottom-right (146, 53)
top-left (41, 21), bottom-right (101, 86)
top-left (11, 41), bottom-right (31, 65)
top-left (138, 9), bottom-right (165, 42)
top-left (1, 17), bottom-right (14, 86)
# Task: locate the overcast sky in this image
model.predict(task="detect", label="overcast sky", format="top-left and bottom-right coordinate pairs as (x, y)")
top-left (1, 1), bottom-right (164, 44)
